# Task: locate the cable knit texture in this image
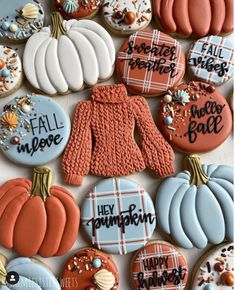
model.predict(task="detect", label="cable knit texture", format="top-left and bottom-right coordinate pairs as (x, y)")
top-left (62, 84), bottom-right (175, 185)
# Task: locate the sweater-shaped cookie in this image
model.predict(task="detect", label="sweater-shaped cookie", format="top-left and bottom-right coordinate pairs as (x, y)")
top-left (155, 155), bottom-right (234, 249)
top-left (23, 12), bottom-right (115, 95)
top-left (62, 84), bottom-right (174, 186)
top-left (0, 254), bottom-right (60, 289)
top-left (0, 167), bottom-right (80, 257)
top-left (158, 81), bottom-right (232, 153)
top-left (0, 0), bottom-right (44, 42)
top-left (153, 0), bottom-right (233, 37)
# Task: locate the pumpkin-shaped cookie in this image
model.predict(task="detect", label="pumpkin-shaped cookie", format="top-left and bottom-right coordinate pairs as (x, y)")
top-left (155, 155), bottom-right (233, 249)
top-left (23, 12), bottom-right (115, 95)
top-left (0, 167), bottom-right (80, 257)
top-left (0, 254), bottom-right (60, 289)
top-left (153, 0), bottom-right (233, 37)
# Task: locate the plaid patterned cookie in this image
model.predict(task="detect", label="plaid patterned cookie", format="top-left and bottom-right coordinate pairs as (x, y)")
top-left (81, 178), bottom-right (156, 255)
top-left (131, 241), bottom-right (188, 290)
top-left (187, 36), bottom-right (234, 86)
top-left (116, 30), bottom-right (185, 96)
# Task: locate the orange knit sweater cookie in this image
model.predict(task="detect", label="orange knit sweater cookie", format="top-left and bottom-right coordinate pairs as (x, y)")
top-left (62, 84), bottom-right (175, 185)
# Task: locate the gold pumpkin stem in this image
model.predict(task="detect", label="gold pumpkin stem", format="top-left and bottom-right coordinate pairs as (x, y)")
top-left (51, 12), bottom-right (66, 39)
top-left (31, 167), bottom-right (52, 201)
top-left (0, 258), bottom-right (7, 285)
top-left (185, 155), bottom-right (209, 186)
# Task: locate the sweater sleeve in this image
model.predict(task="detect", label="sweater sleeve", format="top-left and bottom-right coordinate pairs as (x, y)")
top-left (133, 96), bottom-right (175, 177)
top-left (62, 101), bottom-right (92, 185)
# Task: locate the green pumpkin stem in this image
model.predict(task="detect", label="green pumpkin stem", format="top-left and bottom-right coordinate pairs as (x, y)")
top-left (51, 12), bottom-right (66, 39)
top-left (0, 258), bottom-right (7, 285)
top-left (31, 167), bottom-right (52, 201)
top-left (185, 155), bottom-right (209, 186)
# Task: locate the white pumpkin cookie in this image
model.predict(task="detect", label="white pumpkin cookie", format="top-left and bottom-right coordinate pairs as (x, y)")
top-left (0, 46), bottom-right (23, 98)
top-left (23, 12), bottom-right (116, 95)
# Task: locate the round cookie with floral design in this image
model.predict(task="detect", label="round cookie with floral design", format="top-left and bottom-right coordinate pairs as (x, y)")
top-left (131, 240), bottom-right (188, 290)
top-left (158, 81), bottom-right (232, 153)
top-left (0, 46), bottom-right (23, 98)
top-left (54, 0), bottom-right (103, 20)
top-left (61, 247), bottom-right (119, 290)
top-left (0, 0), bottom-right (44, 43)
top-left (116, 30), bottom-right (185, 96)
top-left (102, 0), bottom-right (152, 35)
top-left (191, 243), bottom-right (234, 290)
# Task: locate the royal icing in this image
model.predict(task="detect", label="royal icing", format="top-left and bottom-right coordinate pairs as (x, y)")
top-left (155, 155), bottom-right (234, 249)
top-left (0, 46), bottom-right (22, 98)
top-left (153, 0), bottom-right (234, 37)
top-left (23, 12), bottom-right (115, 95)
top-left (131, 241), bottom-right (188, 290)
top-left (0, 255), bottom-right (60, 290)
top-left (102, 0), bottom-right (152, 34)
top-left (158, 82), bottom-right (232, 153)
top-left (0, 95), bottom-right (70, 166)
top-left (61, 248), bottom-right (119, 290)
top-left (188, 36), bottom-right (234, 86)
top-left (54, 0), bottom-right (102, 19)
top-left (116, 30), bottom-right (185, 96)
top-left (0, 0), bottom-right (44, 42)
top-left (191, 243), bottom-right (234, 290)
top-left (81, 178), bottom-right (156, 255)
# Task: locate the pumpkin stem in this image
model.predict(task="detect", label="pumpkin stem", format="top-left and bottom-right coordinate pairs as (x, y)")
top-left (31, 167), bottom-right (52, 201)
top-left (51, 12), bottom-right (66, 39)
top-left (0, 255), bottom-right (7, 285)
top-left (185, 155), bottom-right (209, 186)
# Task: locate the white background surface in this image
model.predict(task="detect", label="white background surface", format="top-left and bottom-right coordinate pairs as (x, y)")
top-left (0, 1), bottom-right (234, 289)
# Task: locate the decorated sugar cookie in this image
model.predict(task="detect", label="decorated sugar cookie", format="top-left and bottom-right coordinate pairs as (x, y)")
top-left (81, 178), bottom-right (156, 255)
top-left (153, 0), bottom-right (233, 37)
top-left (0, 46), bottom-right (23, 98)
top-left (0, 94), bottom-right (70, 166)
top-left (116, 30), bottom-right (185, 96)
top-left (187, 36), bottom-right (234, 86)
top-left (61, 248), bottom-right (119, 290)
top-left (158, 81), bottom-right (232, 153)
top-left (191, 243), bottom-right (234, 289)
top-left (155, 155), bottom-right (234, 249)
top-left (23, 12), bottom-right (115, 95)
top-left (0, 0), bottom-right (44, 43)
top-left (131, 241), bottom-right (188, 290)
top-left (0, 167), bottom-right (80, 257)
top-left (102, 0), bottom-right (152, 34)
top-left (54, 0), bottom-right (102, 20)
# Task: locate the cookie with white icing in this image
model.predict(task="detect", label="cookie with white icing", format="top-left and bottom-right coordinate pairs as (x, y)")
top-left (191, 243), bottom-right (234, 289)
top-left (0, 46), bottom-right (23, 98)
top-left (187, 36), bottom-right (234, 86)
top-left (102, 0), bottom-right (152, 34)
top-left (0, 0), bottom-right (44, 43)
top-left (23, 12), bottom-right (116, 95)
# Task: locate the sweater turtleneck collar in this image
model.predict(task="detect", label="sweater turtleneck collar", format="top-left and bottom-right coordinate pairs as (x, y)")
top-left (91, 84), bottom-right (129, 103)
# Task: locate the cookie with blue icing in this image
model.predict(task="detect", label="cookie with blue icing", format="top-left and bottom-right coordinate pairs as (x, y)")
top-left (81, 177), bottom-right (156, 255)
top-left (187, 36), bottom-right (234, 86)
top-left (0, 95), bottom-right (70, 166)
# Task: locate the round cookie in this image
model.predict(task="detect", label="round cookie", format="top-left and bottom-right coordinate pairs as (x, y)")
top-left (81, 177), bottom-right (156, 255)
top-left (155, 155), bottom-right (234, 249)
top-left (61, 248), bottom-right (119, 290)
top-left (0, 46), bottom-right (23, 98)
top-left (0, 94), bottom-right (71, 166)
top-left (153, 0), bottom-right (233, 37)
top-left (131, 240), bottom-right (188, 290)
top-left (158, 81), bottom-right (232, 153)
top-left (0, 0), bottom-right (44, 43)
top-left (191, 243), bottom-right (234, 289)
top-left (102, 0), bottom-right (152, 35)
top-left (187, 36), bottom-right (234, 86)
top-left (116, 30), bottom-right (185, 96)
top-left (54, 0), bottom-right (103, 20)
top-left (23, 12), bottom-right (116, 96)
top-left (0, 254), bottom-right (60, 289)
